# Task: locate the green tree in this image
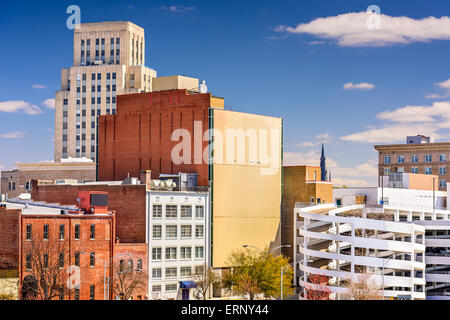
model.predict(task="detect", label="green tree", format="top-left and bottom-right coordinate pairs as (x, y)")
top-left (224, 247), bottom-right (294, 300)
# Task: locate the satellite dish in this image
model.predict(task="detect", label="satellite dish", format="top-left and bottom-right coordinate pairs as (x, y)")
top-left (199, 80), bottom-right (208, 93)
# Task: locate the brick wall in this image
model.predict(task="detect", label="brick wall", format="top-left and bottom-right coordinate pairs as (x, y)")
top-left (0, 207), bottom-right (20, 269)
top-left (97, 90), bottom-right (211, 186)
top-left (31, 182), bottom-right (146, 244)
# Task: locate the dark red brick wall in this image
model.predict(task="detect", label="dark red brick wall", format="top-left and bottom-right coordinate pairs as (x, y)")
top-left (31, 183), bottom-right (146, 244)
top-left (97, 90), bottom-right (210, 186)
top-left (0, 208), bottom-right (20, 269)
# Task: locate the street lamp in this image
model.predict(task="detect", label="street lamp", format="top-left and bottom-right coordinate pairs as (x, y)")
top-left (381, 255), bottom-right (394, 300)
top-left (80, 252), bottom-right (131, 300)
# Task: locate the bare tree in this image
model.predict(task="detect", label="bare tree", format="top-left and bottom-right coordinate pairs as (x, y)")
top-left (192, 265), bottom-right (218, 300)
top-left (345, 273), bottom-right (383, 300)
top-left (21, 236), bottom-right (70, 300)
top-left (110, 261), bottom-right (147, 300)
top-left (0, 273), bottom-right (18, 300)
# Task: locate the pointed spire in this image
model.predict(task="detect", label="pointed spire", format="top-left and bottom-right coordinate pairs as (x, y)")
top-left (320, 143), bottom-right (327, 181)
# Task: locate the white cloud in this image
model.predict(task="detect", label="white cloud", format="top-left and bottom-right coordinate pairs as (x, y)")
top-left (343, 82), bottom-right (375, 90)
top-left (32, 84), bottom-right (47, 89)
top-left (425, 93), bottom-right (448, 100)
top-left (0, 131), bottom-right (26, 139)
top-left (436, 79), bottom-right (450, 90)
top-left (377, 101), bottom-right (450, 123)
top-left (294, 142), bottom-right (315, 148)
top-left (275, 12), bottom-right (450, 47)
top-left (42, 98), bottom-right (55, 109)
top-left (308, 40), bottom-right (326, 45)
top-left (341, 123), bottom-right (440, 143)
top-left (316, 133), bottom-right (332, 143)
top-left (161, 5), bottom-right (195, 13)
top-left (46, 128), bottom-right (53, 132)
top-left (0, 100), bottom-right (43, 115)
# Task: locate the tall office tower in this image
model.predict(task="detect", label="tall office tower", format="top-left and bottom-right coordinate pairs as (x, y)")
top-left (54, 21), bottom-right (158, 162)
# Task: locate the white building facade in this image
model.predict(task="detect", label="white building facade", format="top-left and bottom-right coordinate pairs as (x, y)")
top-left (147, 190), bottom-right (210, 300)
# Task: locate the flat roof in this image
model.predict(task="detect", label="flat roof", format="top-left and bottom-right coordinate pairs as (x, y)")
top-left (1, 201), bottom-right (111, 216)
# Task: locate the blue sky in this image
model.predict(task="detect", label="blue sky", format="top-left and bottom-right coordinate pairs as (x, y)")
top-left (1, 0), bottom-right (450, 186)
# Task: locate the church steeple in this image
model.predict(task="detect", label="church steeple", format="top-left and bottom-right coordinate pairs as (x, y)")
top-left (320, 144), bottom-right (327, 181)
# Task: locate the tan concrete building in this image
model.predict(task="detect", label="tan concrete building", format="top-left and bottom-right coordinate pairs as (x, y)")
top-left (281, 166), bottom-right (333, 260)
top-left (0, 160), bottom-right (96, 199)
top-left (54, 21), bottom-right (200, 162)
top-left (374, 136), bottom-right (450, 191)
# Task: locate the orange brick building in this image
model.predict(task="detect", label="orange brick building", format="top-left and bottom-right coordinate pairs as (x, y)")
top-left (97, 89), bottom-right (224, 186)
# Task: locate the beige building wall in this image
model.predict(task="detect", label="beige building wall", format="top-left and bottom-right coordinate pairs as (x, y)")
top-left (211, 109), bottom-right (282, 268)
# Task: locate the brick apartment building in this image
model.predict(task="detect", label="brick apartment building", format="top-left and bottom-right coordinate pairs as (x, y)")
top-left (0, 205), bottom-right (20, 270)
top-left (375, 135), bottom-right (450, 191)
top-left (1, 192), bottom-right (148, 300)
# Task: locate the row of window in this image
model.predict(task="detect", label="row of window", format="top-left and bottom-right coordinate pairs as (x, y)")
top-left (151, 246), bottom-right (204, 261)
top-left (55, 286), bottom-right (95, 300)
top-left (383, 167), bottom-right (447, 175)
top-left (151, 265), bottom-right (199, 280)
top-left (152, 224), bottom-right (204, 239)
top-left (25, 224), bottom-right (96, 241)
top-left (384, 154), bottom-right (447, 164)
top-left (152, 205), bottom-right (204, 219)
top-left (151, 283), bottom-right (178, 293)
top-left (80, 38), bottom-right (120, 66)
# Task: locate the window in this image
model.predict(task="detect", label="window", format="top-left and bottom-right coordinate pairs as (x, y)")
top-left (181, 225), bottom-right (192, 238)
top-left (384, 168), bottom-right (390, 175)
top-left (119, 259), bottom-right (124, 272)
top-left (25, 181), bottom-right (31, 190)
top-left (195, 206), bottom-right (204, 219)
top-left (180, 267), bottom-right (192, 277)
top-left (180, 247), bottom-right (192, 260)
top-left (8, 182), bottom-right (15, 190)
top-left (165, 247), bottom-right (177, 260)
top-left (166, 225), bottom-right (177, 239)
top-left (152, 225), bottom-right (162, 239)
top-left (166, 284), bottom-right (177, 292)
top-left (44, 254), bottom-right (49, 269)
top-left (59, 225), bottom-right (65, 240)
top-left (75, 288), bottom-right (80, 300)
top-left (90, 285), bottom-right (95, 300)
top-left (75, 252), bottom-right (80, 267)
top-left (90, 224), bottom-right (95, 239)
top-left (195, 266), bottom-right (204, 275)
top-left (425, 167), bottom-right (432, 175)
top-left (59, 287), bottom-right (64, 300)
top-left (440, 166), bottom-right (447, 175)
top-left (152, 268), bottom-right (162, 279)
top-left (166, 205), bottom-right (177, 219)
top-left (43, 224), bottom-right (49, 240)
top-left (165, 267), bottom-right (177, 278)
top-left (384, 156), bottom-right (391, 164)
top-left (152, 248), bottom-right (162, 261)
top-left (439, 180), bottom-right (446, 189)
top-left (195, 225), bottom-right (204, 238)
top-left (59, 253), bottom-right (64, 268)
top-left (74, 224), bottom-right (80, 240)
top-left (411, 167), bottom-right (418, 174)
top-left (26, 254), bottom-right (32, 269)
top-left (397, 155), bottom-right (405, 163)
top-left (425, 154), bottom-right (432, 163)
top-left (440, 154), bottom-right (447, 163)
top-left (128, 259), bottom-right (133, 272)
top-left (195, 247), bottom-right (204, 259)
top-left (181, 206), bottom-right (192, 219)
top-left (137, 259), bottom-right (142, 271)
top-left (152, 285), bottom-right (161, 293)
top-left (26, 224), bottom-right (32, 240)
top-left (90, 252), bottom-right (95, 267)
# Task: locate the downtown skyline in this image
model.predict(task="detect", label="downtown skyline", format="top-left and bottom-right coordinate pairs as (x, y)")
top-left (1, 0), bottom-right (450, 186)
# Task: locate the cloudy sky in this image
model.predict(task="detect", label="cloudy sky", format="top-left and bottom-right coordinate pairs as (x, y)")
top-left (1, 0), bottom-right (450, 186)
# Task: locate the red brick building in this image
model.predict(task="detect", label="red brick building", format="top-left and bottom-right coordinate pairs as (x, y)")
top-left (97, 89), bottom-right (224, 186)
top-left (1, 192), bottom-right (148, 300)
top-left (0, 205), bottom-right (20, 269)
top-left (31, 180), bottom-right (146, 244)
